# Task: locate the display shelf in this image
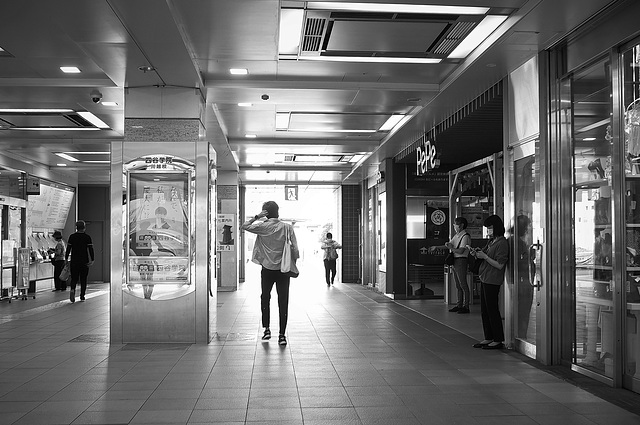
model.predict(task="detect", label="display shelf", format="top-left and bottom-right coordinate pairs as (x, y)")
top-left (575, 178), bottom-right (610, 189)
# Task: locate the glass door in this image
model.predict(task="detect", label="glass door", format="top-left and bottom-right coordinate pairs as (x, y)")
top-left (512, 143), bottom-right (540, 354)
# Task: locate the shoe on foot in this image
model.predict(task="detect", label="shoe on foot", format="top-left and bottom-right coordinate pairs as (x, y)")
top-left (70, 290), bottom-right (75, 303)
top-left (261, 329), bottom-right (271, 340)
top-left (473, 339), bottom-right (492, 348)
top-left (457, 307), bottom-right (470, 314)
top-left (278, 335), bottom-right (287, 346)
top-left (448, 306), bottom-right (461, 312)
top-left (80, 296), bottom-right (85, 301)
top-left (482, 342), bottom-right (504, 350)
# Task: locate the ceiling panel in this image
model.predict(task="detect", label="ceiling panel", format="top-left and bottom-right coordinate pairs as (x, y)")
top-left (327, 21), bottom-right (447, 52)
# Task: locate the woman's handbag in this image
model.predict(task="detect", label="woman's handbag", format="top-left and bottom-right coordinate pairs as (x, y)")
top-left (444, 235), bottom-right (464, 266)
top-left (281, 224), bottom-right (299, 278)
top-left (468, 257), bottom-right (483, 274)
top-left (59, 262), bottom-right (71, 281)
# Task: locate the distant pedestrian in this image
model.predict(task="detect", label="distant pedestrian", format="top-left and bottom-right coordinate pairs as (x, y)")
top-left (65, 220), bottom-right (95, 303)
top-left (321, 232), bottom-right (341, 286)
top-left (52, 231), bottom-right (66, 291)
top-left (241, 201), bottom-right (298, 346)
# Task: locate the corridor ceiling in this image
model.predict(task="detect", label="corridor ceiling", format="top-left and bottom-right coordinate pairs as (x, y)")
top-left (0, 0), bottom-right (620, 185)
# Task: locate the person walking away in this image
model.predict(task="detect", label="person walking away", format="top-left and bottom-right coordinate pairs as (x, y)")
top-left (65, 220), bottom-right (95, 303)
top-left (241, 201), bottom-right (298, 346)
top-left (429, 217), bottom-right (471, 313)
top-left (52, 231), bottom-right (66, 291)
top-left (471, 215), bottom-right (509, 349)
top-left (321, 232), bottom-right (341, 286)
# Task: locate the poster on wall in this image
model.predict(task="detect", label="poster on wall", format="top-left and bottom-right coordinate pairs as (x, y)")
top-left (216, 214), bottom-right (235, 251)
top-left (127, 171), bottom-right (190, 284)
top-left (27, 180), bottom-right (75, 230)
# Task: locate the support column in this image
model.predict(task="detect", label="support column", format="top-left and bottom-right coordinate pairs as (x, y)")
top-left (109, 87), bottom-right (215, 344)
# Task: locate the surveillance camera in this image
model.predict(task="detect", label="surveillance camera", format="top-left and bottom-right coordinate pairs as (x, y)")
top-left (90, 90), bottom-right (103, 104)
top-left (261, 94), bottom-right (269, 101)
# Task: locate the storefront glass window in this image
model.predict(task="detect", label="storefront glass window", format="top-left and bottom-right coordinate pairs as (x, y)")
top-left (572, 58), bottom-right (614, 377)
top-left (622, 44), bottom-right (640, 383)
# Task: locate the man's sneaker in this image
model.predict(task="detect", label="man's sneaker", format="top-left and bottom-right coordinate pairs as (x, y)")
top-left (261, 329), bottom-right (271, 340)
top-left (448, 306), bottom-right (460, 312)
top-left (70, 289), bottom-right (75, 303)
top-left (80, 296), bottom-right (86, 301)
top-left (278, 335), bottom-right (287, 346)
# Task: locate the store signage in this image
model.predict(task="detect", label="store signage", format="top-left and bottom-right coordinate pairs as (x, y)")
top-left (416, 139), bottom-right (439, 176)
top-left (144, 156), bottom-right (174, 169)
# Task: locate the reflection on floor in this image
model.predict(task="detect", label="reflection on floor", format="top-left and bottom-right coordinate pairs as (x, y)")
top-left (0, 276), bottom-right (639, 424)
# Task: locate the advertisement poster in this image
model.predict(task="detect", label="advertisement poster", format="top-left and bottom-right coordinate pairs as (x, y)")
top-left (127, 171), bottom-right (190, 284)
top-left (216, 214), bottom-right (235, 251)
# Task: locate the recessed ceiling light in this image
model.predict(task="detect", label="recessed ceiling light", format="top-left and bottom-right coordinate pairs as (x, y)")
top-left (583, 137), bottom-right (596, 141)
top-left (77, 111), bottom-right (110, 129)
top-left (448, 15), bottom-right (508, 59)
top-left (379, 115), bottom-right (405, 131)
top-left (300, 56), bottom-right (441, 64)
top-left (55, 153), bottom-right (80, 162)
top-left (13, 127), bottom-right (100, 131)
top-left (138, 65), bottom-right (156, 73)
top-left (230, 68), bottom-right (249, 75)
top-left (101, 101), bottom-right (118, 106)
top-left (238, 103), bottom-right (253, 107)
top-left (245, 134), bottom-right (257, 138)
top-left (60, 66), bottom-right (81, 73)
top-left (0, 108), bottom-right (74, 113)
top-left (307, 2), bottom-right (489, 15)
top-left (276, 112), bottom-right (291, 130)
top-left (57, 163), bottom-right (67, 167)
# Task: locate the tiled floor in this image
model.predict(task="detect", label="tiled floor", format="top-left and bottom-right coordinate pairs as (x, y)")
top-left (0, 276), bottom-right (639, 424)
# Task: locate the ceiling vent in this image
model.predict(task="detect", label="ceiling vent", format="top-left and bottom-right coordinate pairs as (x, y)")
top-left (431, 21), bottom-right (477, 55)
top-left (301, 11), bottom-right (330, 54)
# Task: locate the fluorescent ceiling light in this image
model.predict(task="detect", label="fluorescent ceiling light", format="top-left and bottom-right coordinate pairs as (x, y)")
top-left (245, 134), bottom-right (257, 138)
top-left (55, 153), bottom-right (80, 162)
top-left (289, 128), bottom-right (377, 133)
top-left (379, 115), bottom-right (405, 131)
top-left (349, 154), bottom-right (365, 163)
top-left (300, 56), bottom-right (441, 64)
top-left (64, 151), bottom-right (109, 155)
top-left (56, 163), bottom-right (67, 167)
top-left (276, 112), bottom-right (291, 130)
top-left (13, 127), bottom-right (99, 131)
top-left (60, 66), bottom-right (81, 73)
top-left (83, 160), bottom-right (111, 164)
top-left (307, 2), bottom-right (489, 15)
top-left (229, 68), bottom-right (248, 75)
top-left (583, 137), bottom-right (596, 141)
top-left (448, 15), bottom-right (508, 59)
top-left (77, 111), bottom-right (110, 129)
top-left (279, 8), bottom-right (304, 55)
top-left (101, 101), bottom-right (118, 106)
top-left (238, 103), bottom-right (253, 107)
top-left (0, 108), bottom-right (74, 113)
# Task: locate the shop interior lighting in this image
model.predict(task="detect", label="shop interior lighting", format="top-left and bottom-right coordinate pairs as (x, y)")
top-left (56, 163), bottom-right (67, 167)
top-left (77, 111), bottom-right (110, 129)
top-left (229, 68), bottom-right (249, 75)
top-left (60, 66), bottom-right (81, 73)
top-left (307, 2), bottom-right (489, 15)
top-left (101, 101), bottom-right (118, 106)
top-left (245, 134), bottom-right (257, 138)
top-left (448, 15), bottom-right (509, 59)
top-left (291, 128), bottom-right (377, 133)
top-left (238, 103), bottom-right (253, 107)
top-left (379, 115), bottom-right (405, 131)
